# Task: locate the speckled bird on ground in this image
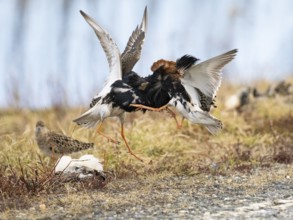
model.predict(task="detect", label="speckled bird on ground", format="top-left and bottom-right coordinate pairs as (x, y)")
top-left (35, 121), bottom-right (94, 157)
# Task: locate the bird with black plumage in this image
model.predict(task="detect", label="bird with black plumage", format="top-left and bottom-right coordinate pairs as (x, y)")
top-left (131, 49), bottom-right (238, 134)
top-left (73, 8), bottom-right (148, 162)
top-left (73, 7), bottom-right (237, 162)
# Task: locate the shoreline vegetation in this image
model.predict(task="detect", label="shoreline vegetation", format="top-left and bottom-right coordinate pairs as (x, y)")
top-left (0, 79), bottom-right (292, 218)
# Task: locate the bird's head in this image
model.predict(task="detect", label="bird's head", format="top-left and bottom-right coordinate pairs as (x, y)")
top-left (35, 120), bottom-right (48, 136)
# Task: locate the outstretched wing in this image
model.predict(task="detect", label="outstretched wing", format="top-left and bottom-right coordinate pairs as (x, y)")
top-left (121, 6), bottom-right (148, 76)
top-left (181, 49), bottom-right (238, 100)
top-left (80, 10), bottom-right (122, 84)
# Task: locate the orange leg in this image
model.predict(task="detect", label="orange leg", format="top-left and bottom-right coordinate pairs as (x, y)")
top-left (130, 103), bottom-right (169, 112)
top-left (179, 117), bottom-right (185, 128)
top-left (50, 145), bottom-right (59, 161)
top-left (130, 104), bottom-right (184, 129)
top-left (165, 107), bottom-right (184, 129)
top-left (120, 123), bottom-right (143, 162)
top-left (96, 123), bottom-right (120, 144)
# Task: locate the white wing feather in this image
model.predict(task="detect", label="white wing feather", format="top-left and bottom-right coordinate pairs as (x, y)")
top-left (181, 49), bottom-right (238, 99)
top-left (80, 10), bottom-right (122, 84)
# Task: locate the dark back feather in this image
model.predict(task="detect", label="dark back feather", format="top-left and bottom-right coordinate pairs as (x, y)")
top-left (176, 55), bottom-right (199, 72)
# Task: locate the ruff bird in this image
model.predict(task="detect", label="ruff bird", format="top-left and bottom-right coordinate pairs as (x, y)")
top-left (35, 121), bottom-right (94, 158)
top-left (266, 80), bottom-right (292, 97)
top-left (131, 49), bottom-right (238, 134)
top-left (73, 8), bottom-right (147, 162)
top-left (225, 87), bottom-right (253, 111)
top-left (74, 9), bottom-right (236, 161)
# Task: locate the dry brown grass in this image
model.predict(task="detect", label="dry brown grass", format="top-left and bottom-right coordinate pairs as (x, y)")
top-left (0, 80), bottom-right (292, 214)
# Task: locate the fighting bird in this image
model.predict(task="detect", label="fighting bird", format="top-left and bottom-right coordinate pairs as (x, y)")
top-left (73, 8), bottom-right (237, 161)
top-left (73, 8), bottom-right (147, 161)
top-left (35, 121), bottom-right (94, 158)
top-left (131, 49), bottom-right (238, 134)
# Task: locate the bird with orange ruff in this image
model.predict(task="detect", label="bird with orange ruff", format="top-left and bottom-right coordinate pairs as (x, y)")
top-left (73, 9), bottom-right (237, 162)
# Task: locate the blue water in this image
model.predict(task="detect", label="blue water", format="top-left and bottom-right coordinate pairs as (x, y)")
top-left (0, 0), bottom-right (292, 108)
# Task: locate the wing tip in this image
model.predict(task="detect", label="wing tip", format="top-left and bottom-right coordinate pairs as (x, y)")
top-left (80, 10), bottom-right (88, 19)
top-left (140, 6), bottom-right (148, 32)
top-left (79, 10), bottom-right (104, 34)
top-left (228, 48), bottom-right (238, 56)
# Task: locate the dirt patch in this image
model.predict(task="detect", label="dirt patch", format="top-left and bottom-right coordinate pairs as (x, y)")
top-left (1, 164), bottom-right (292, 219)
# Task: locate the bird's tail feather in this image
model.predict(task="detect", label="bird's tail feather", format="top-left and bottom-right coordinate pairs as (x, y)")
top-left (188, 111), bottom-right (223, 135)
top-left (204, 124), bottom-right (222, 135)
top-left (171, 99), bottom-right (223, 135)
top-left (73, 110), bottom-right (100, 128)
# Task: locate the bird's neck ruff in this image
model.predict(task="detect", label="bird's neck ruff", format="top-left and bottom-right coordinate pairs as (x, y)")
top-left (151, 55), bottom-right (198, 77)
top-left (151, 59), bottom-right (180, 79)
top-left (151, 59), bottom-right (178, 75)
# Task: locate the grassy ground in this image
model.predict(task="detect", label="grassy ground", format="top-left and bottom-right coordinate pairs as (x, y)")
top-left (0, 80), bottom-right (292, 218)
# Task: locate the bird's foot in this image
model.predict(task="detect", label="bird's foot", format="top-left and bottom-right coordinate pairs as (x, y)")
top-left (164, 107), bottom-right (184, 129)
top-left (128, 151), bottom-right (144, 162)
top-left (97, 130), bottom-right (120, 145)
top-left (176, 117), bottom-right (185, 129)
